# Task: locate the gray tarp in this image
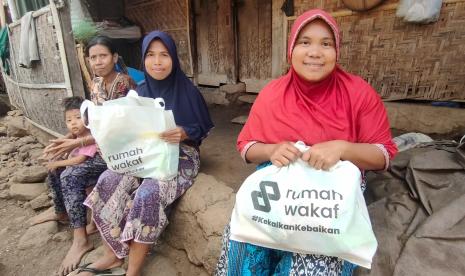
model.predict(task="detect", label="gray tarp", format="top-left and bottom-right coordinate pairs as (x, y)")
top-left (356, 141), bottom-right (465, 276)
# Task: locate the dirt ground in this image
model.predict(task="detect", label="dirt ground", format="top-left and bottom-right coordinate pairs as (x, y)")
top-left (199, 104), bottom-right (256, 190)
top-left (0, 103), bottom-right (255, 276)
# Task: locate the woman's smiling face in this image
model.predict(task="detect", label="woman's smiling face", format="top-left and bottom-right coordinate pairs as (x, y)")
top-left (291, 19), bottom-right (337, 83)
top-left (144, 39), bottom-right (173, 80)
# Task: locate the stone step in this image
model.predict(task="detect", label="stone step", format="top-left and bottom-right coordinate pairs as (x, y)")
top-left (238, 94), bottom-right (257, 104)
top-left (231, 115), bottom-right (248, 125)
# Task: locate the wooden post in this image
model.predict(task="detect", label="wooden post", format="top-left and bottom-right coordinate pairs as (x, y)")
top-left (271, 0), bottom-right (285, 78)
top-left (0, 0), bottom-right (6, 27)
top-left (50, 0), bottom-right (85, 98)
top-left (185, 0), bottom-right (194, 77)
top-left (49, 0), bottom-right (73, 97)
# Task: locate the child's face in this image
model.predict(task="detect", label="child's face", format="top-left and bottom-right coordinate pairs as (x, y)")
top-left (65, 109), bottom-right (86, 137)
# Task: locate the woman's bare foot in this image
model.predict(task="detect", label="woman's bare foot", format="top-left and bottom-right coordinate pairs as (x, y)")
top-left (85, 222), bottom-right (98, 235)
top-left (75, 252), bottom-right (124, 276)
top-left (30, 208), bottom-right (68, 226)
top-left (58, 232), bottom-right (94, 276)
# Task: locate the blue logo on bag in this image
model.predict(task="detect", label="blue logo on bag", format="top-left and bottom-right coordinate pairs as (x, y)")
top-left (251, 181), bottom-right (280, 212)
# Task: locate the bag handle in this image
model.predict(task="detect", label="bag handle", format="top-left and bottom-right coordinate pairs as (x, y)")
top-left (294, 141), bottom-right (342, 170)
top-left (80, 100), bottom-right (95, 129)
top-left (126, 90), bottom-right (139, 98)
top-left (126, 89), bottom-right (165, 110)
top-left (154, 98), bottom-right (166, 109)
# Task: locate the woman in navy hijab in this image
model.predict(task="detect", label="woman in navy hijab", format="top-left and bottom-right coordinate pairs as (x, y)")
top-left (81, 31), bottom-right (213, 276)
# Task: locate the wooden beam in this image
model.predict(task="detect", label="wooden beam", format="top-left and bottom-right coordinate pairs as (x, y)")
top-left (3, 73), bottom-right (66, 89)
top-left (186, 0), bottom-right (194, 76)
top-left (49, 0), bottom-right (72, 97)
top-left (25, 117), bottom-right (63, 138)
top-left (9, 6), bottom-right (50, 27)
top-left (0, 0), bottom-right (6, 27)
top-left (56, 0), bottom-right (85, 98)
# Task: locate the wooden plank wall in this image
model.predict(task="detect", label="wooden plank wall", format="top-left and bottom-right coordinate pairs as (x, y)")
top-left (194, 0), bottom-right (237, 86)
top-left (194, 0), bottom-right (234, 86)
top-left (237, 0), bottom-right (272, 92)
top-left (276, 0), bottom-right (465, 101)
top-left (124, 0), bottom-right (193, 77)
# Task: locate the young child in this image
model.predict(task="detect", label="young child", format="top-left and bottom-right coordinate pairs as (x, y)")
top-left (37, 97), bottom-right (108, 276)
top-left (46, 97), bottom-right (96, 172)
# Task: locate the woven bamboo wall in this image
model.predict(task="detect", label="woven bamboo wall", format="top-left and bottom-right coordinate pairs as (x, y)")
top-left (6, 8), bottom-right (68, 133)
top-left (289, 0), bottom-right (465, 101)
top-left (4, 3), bottom-right (82, 135)
top-left (9, 11), bottom-right (64, 84)
top-left (124, 0), bottom-right (193, 77)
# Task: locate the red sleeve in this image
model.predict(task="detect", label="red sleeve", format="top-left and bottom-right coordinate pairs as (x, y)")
top-left (356, 83), bottom-right (398, 160)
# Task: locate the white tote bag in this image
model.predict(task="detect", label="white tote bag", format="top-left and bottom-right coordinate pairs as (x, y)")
top-left (230, 142), bottom-right (377, 268)
top-left (80, 90), bottom-right (179, 180)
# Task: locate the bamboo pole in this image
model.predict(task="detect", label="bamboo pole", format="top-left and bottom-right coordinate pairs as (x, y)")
top-left (25, 117), bottom-right (64, 138)
top-left (76, 44), bottom-right (93, 91)
top-left (2, 74), bottom-right (67, 89)
top-left (9, 6), bottom-right (50, 27)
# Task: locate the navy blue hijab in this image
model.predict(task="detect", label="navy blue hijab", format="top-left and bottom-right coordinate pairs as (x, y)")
top-left (137, 31), bottom-right (213, 146)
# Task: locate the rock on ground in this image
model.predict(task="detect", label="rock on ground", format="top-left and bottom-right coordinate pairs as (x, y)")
top-left (0, 167), bottom-right (13, 181)
top-left (11, 166), bottom-right (47, 183)
top-left (6, 116), bottom-right (28, 137)
top-left (0, 97), bottom-right (11, 116)
top-left (0, 143), bottom-right (15, 155)
top-left (9, 183), bottom-right (47, 201)
top-left (163, 173), bottom-right (235, 274)
top-left (18, 221), bottom-right (58, 250)
top-left (52, 231), bottom-right (72, 242)
top-left (144, 242), bottom-right (210, 276)
top-left (16, 136), bottom-right (36, 146)
top-left (29, 193), bottom-right (52, 210)
top-left (0, 126), bottom-right (6, 136)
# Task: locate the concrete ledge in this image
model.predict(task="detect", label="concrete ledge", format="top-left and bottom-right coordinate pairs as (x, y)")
top-left (385, 102), bottom-right (465, 136)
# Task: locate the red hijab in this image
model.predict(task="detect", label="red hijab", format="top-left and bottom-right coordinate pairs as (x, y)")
top-left (237, 9), bottom-right (397, 159)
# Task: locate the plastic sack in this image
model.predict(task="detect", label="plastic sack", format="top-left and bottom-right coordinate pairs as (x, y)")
top-left (230, 142), bottom-right (377, 268)
top-left (80, 90), bottom-right (179, 180)
top-left (393, 132), bottom-right (433, 152)
top-left (396, 0), bottom-right (442, 23)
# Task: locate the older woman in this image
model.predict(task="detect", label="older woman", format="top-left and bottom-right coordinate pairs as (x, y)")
top-left (216, 9), bottom-right (397, 276)
top-left (36, 36), bottom-right (135, 276)
top-left (78, 31), bottom-right (213, 276)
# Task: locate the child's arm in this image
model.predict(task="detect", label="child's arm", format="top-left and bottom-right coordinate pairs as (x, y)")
top-left (46, 155), bottom-right (87, 172)
top-left (43, 135), bottom-right (95, 160)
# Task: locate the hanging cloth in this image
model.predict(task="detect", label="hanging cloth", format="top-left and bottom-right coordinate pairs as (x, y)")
top-left (0, 27), bottom-right (10, 74)
top-left (18, 11), bottom-right (40, 68)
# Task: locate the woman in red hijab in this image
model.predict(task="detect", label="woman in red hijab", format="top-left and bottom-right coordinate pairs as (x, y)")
top-left (215, 9), bottom-right (397, 276)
